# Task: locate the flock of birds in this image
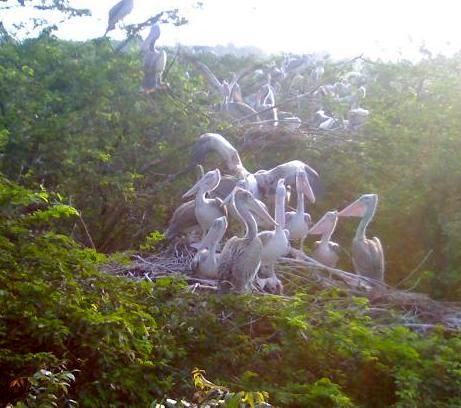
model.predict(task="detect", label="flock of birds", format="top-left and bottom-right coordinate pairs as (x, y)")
top-left (103, 1), bottom-right (382, 294)
top-left (104, 0), bottom-right (371, 131)
top-left (166, 133), bottom-right (385, 294)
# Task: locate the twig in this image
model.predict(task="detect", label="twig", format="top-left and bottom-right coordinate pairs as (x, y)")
top-left (396, 250), bottom-right (433, 288)
top-left (78, 211), bottom-right (96, 250)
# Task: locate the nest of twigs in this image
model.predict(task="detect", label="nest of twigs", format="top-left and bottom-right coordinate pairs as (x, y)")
top-left (102, 243), bottom-right (461, 333)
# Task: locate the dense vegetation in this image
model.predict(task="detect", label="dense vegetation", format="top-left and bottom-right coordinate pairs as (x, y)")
top-left (2, 31), bottom-right (461, 406)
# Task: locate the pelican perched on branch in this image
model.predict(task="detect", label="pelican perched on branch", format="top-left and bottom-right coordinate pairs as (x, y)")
top-left (309, 210), bottom-right (340, 268)
top-left (338, 194), bottom-right (385, 281)
top-left (285, 169), bottom-right (315, 251)
top-left (104, 0), bottom-right (134, 36)
top-left (142, 23), bottom-right (167, 93)
top-left (191, 216), bottom-right (228, 279)
top-left (183, 169), bottom-right (227, 239)
top-left (218, 188), bottom-right (277, 293)
top-left (257, 178), bottom-right (290, 293)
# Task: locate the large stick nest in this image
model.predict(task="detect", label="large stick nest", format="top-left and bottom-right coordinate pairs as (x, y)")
top-left (102, 244), bottom-right (461, 333)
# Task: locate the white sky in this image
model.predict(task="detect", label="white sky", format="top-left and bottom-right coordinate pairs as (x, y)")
top-left (3, 0), bottom-right (461, 60)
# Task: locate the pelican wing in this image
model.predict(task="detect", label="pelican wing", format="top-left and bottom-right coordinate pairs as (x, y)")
top-left (218, 237), bottom-right (262, 293)
top-left (352, 237), bottom-right (385, 281)
top-left (165, 200), bottom-right (197, 240)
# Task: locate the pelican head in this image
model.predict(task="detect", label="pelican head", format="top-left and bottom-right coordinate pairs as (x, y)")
top-left (338, 194), bottom-right (378, 218)
top-left (276, 178), bottom-right (286, 195)
top-left (309, 211), bottom-right (338, 235)
top-left (295, 169), bottom-right (315, 203)
top-left (183, 168), bottom-right (221, 199)
top-left (200, 215), bottom-right (228, 249)
top-left (225, 187), bottom-right (278, 228)
top-left (149, 23), bottom-right (161, 42)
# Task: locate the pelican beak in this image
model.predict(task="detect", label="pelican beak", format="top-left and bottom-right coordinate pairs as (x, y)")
top-left (182, 169), bottom-right (221, 199)
top-left (301, 175), bottom-right (316, 203)
top-left (308, 216), bottom-right (328, 235)
top-left (308, 211), bottom-right (337, 235)
top-left (338, 198), bottom-right (366, 217)
top-left (182, 179), bottom-right (202, 199)
top-left (249, 195), bottom-right (278, 227)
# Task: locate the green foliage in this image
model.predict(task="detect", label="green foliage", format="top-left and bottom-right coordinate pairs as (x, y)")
top-left (2, 177), bottom-right (461, 407)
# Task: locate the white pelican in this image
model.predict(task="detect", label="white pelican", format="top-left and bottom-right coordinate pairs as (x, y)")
top-left (257, 178), bottom-right (290, 293)
top-left (182, 169), bottom-right (227, 239)
top-left (191, 216), bottom-right (228, 279)
top-left (218, 188), bottom-right (277, 293)
top-left (104, 0), bottom-right (134, 36)
top-left (285, 169), bottom-right (315, 251)
top-left (309, 210), bottom-right (340, 268)
top-left (338, 194), bottom-right (385, 281)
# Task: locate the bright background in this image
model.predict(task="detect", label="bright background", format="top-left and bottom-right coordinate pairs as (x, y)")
top-left (2, 0), bottom-right (461, 60)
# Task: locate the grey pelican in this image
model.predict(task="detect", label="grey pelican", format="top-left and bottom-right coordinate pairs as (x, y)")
top-left (104, 0), bottom-right (134, 36)
top-left (218, 188), bottom-right (277, 293)
top-left (309, 210), bottom-right (340, 268)
top-left (183, 168), bottom-right (227, 239)
top-left (257, 178), bottom-right (290, 293)
top-left (338, 194), bottom-right (385, 281)
top-left (142, 24), bottom-right (167, 93)
top-left (285, 169), bottom-right (315, 250)
top-left (191, 216), bottom-right (228, 279)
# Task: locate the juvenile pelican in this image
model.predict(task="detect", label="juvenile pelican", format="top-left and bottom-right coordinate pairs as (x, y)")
top-left (309, 211), bottom-right (340, 268)
top-left (285, 169), bottom-right (315, 250)
top-left (183, 169), bottom-right (227, 239)
top-left (338, 194), bottom-right (385, 281)
top-left (218, 188), bottom-right (277, 293)
top-left (191, 216), bottom-right (228, 279)
top-left (104, 0), bottom-right (134, 36)
top-left (142, 24), bottom-right (167, 93)
top-left (257, 178), bottom-right (290, 293)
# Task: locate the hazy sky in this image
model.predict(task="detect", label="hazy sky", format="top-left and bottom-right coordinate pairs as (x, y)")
top-left (3, 0), bottom-right (461, 60)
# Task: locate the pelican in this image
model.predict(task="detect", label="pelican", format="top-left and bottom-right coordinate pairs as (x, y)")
top-left (191, 133), bottom-right (249, 178)
top-left (191, 216), bottom-right (228, 279)
top-left (191, 133), bottom-right (262, 199)
top-left (309, 211), bottom-right (340, 268)
top-left (285, 169), bottom-right (315, 250)
top-left (254, 160), bottom-right (320, 199)
top-left (257, 178), bottom-right (290, 293)
top-left (183, 169), bottom-right (227, 239)
top-left (142, 24), bottom-right (167, 93)
top-left (218, 188), bottom-right (278, 293)
top-left (104, 0), bottom-right (134, 36)
top-left (338, 194), bottom-right (385, 281)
